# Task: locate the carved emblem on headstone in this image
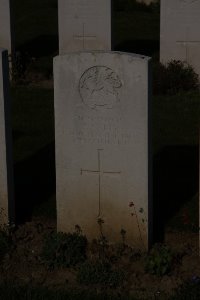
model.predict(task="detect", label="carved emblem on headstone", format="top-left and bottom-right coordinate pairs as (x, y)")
top-left (79, 66), bottom-right (122, 109)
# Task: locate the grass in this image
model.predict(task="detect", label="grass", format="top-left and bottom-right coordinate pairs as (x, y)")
top-left (4, 2), bottom-right (199, 299)
top-left (2, 2), bottom-right (199, 299)
top-left (152, 93), bottom-right (200, 234)
top-left (10, 1), bottom-right (161, 222)
top-left (12, 0), bottom-right (160, 75)
top-left (13, 0), bottom-right (58, 49)
top-left (11, 86), bottom-right (54, 163)
top-left (153, 91), bottom-right (200, 154)
top-left (13, 0), bottom-right (159, 49)
top-left (113, 10), bottom-right (160, 52)
top-left (11, 87), bottom-right (200, 163)
top-left (11, 87), bottom-right (55, 222)
top-left (167, 193), bottom-right (199, 232)
top-left (10, 1), bottom-right (199, 228)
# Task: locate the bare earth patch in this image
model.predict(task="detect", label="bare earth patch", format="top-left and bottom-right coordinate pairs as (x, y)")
top-left (0, 217), bottom-right (199, 299)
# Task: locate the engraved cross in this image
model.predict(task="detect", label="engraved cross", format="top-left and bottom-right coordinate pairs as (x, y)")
top-left (80, 149), bottom-right (121, 217)
top-left (73, 23), bottom-right (96, 50)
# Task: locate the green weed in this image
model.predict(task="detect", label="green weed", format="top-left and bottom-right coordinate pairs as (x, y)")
top-left (153, 60), bottom-right (199, 95)
top-left (145, 243), bottom-right (174, 276)
top-left (77, 260), bottom-right (125, 287)
top-left (0, 230), bottom-right (10, 262)
top-left (41, 230), bottom-right (87, 269)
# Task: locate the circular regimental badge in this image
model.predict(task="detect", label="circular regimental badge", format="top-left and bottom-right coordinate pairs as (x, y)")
top-left (79, 66), bottom-right (122, 109)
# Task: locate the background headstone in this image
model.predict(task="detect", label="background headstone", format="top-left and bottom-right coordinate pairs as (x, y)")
top-left (54, 51), bottom-right (151, 249)
top-left (0, 0), bottom-right (13, 57)
top-left (0, 49), bottom-right (14, 225)
top-left (58, 0), bottom-right (112, 53)
top-left (136, 0), bottom-right (157, 3)
top-left (160, 0), bottom-right (200, 76)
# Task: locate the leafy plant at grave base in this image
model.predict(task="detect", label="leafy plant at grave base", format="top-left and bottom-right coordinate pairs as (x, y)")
top-left (171, 277), bottom-right (200, 300)
top-left (0, 208), bottom-right (13, 262)
top-left (11, 51), bottom-right (32, 84)
top-left (145, 243), bottom-right (174, 276)
top-left (181, 208), bottom-right (199, 233)
top-left (167, 195), bottom-right (199, 233)
top-left (41, 230), bottom-right (87, 269)
top-left (77, 260), bottom-right (125, 287)
top-left (96, 218), bottom-right (109, 259)
top-left (153, 60), bottom-right (200, 95)
top-left (0, 226), bottom-right (12, 262)
top-left (113, 229), bottom-right (130, 257)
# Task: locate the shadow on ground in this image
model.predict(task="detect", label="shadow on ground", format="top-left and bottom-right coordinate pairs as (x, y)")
top-left (16, 34), bottom-right (58, 58)
top-left (114, 39), bottom-right (159, 57)
top-left (153, 145), bottom-right (199, 242)
top-left (14, 142), bottom-right (56, 224)
top-left (14, 143), bottom-right (199, 236)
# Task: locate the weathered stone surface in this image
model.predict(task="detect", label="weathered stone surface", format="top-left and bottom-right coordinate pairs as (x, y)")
top-left (0, 49), bottom-right (14, 225)
top-left (58, 0), bottom-right (111, 53)
top-left (160, 0), bottom-right (200, 75)
top-left (54, 51), bottom-right (151, 249)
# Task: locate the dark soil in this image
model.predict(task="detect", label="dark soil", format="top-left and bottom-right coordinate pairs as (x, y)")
top-left (0, 216), bottom-right (199, 299)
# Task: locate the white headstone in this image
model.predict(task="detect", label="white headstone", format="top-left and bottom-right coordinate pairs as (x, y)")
top-left (54, 51), bottom-right (151, 249)
top-left (58, 0), bottom-right (112, 53)
top-left (160, 0), bottom-right (200, 75)
top-left (0, 0), bottom-right (13, 55)
top-left (0, 49), bottom-right (14, 225)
